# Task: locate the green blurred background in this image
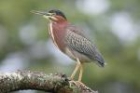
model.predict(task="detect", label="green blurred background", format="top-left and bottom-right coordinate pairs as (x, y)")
top-left (0, 0), bottom-right (140, 93)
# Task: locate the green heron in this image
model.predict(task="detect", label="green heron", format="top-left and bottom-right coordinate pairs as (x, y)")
top-left (32, 9), bottom-right (105, 83)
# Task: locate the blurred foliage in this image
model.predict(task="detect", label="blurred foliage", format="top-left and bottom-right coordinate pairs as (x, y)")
top-left (0, 0), bottom-right (140, 93)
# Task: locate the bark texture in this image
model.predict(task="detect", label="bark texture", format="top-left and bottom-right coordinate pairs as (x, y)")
top-left (0, 71), bottom-right (98, 93)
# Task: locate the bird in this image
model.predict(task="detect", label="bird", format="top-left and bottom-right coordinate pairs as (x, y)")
top-left (31, 9), bottom-right (105, 83)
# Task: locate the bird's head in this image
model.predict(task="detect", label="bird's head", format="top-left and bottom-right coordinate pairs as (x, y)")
top-left (31, 9), bottom-right (67, 22)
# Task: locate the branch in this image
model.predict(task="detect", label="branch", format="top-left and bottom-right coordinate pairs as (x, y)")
top-left (0, 71), bottom-right (98, 93)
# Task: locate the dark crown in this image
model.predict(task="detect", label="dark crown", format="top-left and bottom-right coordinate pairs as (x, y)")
top-left (48, 9), bottom-right (67, 20)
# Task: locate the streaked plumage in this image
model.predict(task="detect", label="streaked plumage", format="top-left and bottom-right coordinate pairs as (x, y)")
top-left (65, 25), bottom-right (104, 66)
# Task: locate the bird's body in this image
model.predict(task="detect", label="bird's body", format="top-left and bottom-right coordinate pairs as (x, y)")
top-left (49, 21), bottom-right (104, 66)
top-left (32, 9), bottom-right (105, 82)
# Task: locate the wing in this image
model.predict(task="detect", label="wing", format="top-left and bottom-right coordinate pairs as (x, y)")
top-left (65, 25), bottom-right (105, 67)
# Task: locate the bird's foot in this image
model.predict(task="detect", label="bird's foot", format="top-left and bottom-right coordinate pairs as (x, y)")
top-left (69, 80), bottom-right (86, 88)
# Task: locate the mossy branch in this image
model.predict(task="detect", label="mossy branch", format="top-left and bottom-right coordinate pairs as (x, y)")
top-left (0, 71), bottom-right (98, 93)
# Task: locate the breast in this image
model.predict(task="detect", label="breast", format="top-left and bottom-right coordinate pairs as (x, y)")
top-left (48, 22), bottom-right (67, 52)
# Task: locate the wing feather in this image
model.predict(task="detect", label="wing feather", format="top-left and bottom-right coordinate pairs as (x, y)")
top-left (65, 25), bottom-right (105, 66)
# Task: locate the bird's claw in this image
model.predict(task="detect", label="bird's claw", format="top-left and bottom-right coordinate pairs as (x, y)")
top-left (69, 80), bottom-right (86, 88)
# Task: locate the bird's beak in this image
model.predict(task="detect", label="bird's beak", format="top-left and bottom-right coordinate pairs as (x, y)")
top-left (31, 10), bottom-right (57, 20)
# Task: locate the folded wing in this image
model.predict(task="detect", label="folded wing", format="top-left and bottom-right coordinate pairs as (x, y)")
top-left (65, 25), bottom-right (105, 67)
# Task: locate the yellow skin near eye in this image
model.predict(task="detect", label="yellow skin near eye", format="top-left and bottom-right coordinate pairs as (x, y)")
top-left (43, 13), bottom-right (58, 21)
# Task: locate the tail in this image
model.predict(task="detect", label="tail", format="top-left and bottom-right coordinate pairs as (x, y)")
top-left (95, 53), bottom-right (105, 67)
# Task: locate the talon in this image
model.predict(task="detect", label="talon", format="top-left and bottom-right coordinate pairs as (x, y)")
top-left (69, 80), bottom-right (76, 87)
top-left (76, 81), bottom-right (86, 87)
top-left (67, 77), bottom-right (73, 81)
top-left (69, 80), bottom-right (86, 88)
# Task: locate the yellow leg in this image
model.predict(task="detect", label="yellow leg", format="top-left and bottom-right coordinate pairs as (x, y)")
top-left (70, 58), bottom-right (81, 80)
top-left (78, 63), bottom-right (83, 82)
top-left (70, 60), bottom-right (85, 87)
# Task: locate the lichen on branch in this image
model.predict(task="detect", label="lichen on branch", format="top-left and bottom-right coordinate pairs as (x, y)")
top-left (0, 71), bottom-right (98, 93)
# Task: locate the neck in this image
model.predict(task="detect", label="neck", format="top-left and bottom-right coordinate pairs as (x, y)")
top-left (48, 20), bottom-right (67, 52)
